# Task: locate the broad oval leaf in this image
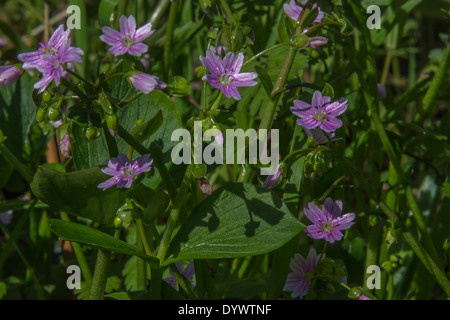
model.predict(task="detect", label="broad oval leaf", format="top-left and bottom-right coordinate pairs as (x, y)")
top-left (163, 183), bottom-right (304, 265)
top-left (48, 219), bottom-right (159, 266)
top-left (31, 166), bottom-right (127, 226)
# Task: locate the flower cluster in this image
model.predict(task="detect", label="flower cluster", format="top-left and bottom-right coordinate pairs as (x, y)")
top-left (18, 25), bottom-right (84, 93)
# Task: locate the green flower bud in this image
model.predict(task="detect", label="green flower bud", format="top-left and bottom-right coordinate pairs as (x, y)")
top-left (83, 125), bottom-right (99, 141)
top-left (169, 76), bottom-right (191, 97)
top-left (291, 34), bottom-right (309, 50)
top-left (105, 113), bottom-right (118, 137)
top-left (36, 107), bottom-right (47, 122)
top-left (42, 90), bottom-right (52, 104)
top-left (114, 216), bottom-right (123, 228)
top-left (348, 287), bottom-right (362, 299)
top-left (199, 0), bottom-right (214, 9)
top-left (191, 164), bottom-right (207, 178)
top-left (207, 27), bottom-right (219, 40)
top-left (195, 66), bottom-right (207, 78)
top-left (47, 106), bottom-right (62, 122)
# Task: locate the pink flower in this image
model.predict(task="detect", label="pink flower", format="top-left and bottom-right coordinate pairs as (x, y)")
top-left (100, 15), bottom-right (154, 57)
top-left (129, 72), bottom-right (166, 94)
top-left (17, 25), bottom-right (83, 93)
top-left (357, 294), bottom-right (372, 300)
top-left (97, 153), bottom-right (153, 190)
top-left (284, 248), bottom-right (322, 299)
top-left (304, 197), bottom-right (356, 243)
top-left (0, 65), bottom-right (21, 86)
top-left (18, 25), bottom-right (70, 71)
top-left (199, 49), bottom-right (258, 100)
top-left (283, 0), bottom-right (324, 23)
top-left (262, 168), bottom-right (282, 189)
top-left (290, 90), bottom-right (348, 132)
top-left (0, 37), bottom-right (7, 47)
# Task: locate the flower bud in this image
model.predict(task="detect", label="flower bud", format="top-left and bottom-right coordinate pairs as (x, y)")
top-left (169, 76), bottom-right (191, 96)
top-left (83, 125), bottom-right (99, 141)
top-left (114, 216), bottom-right (123, 228)
top-left (348, 287), bottom-right (362, 299)
top-left (42, 90), bottom-right (52, 104)
top-left (291, 34), bottom-right (309, 50)
top-left (47, 106), bottom-right (62, 122)
top-left (36, 107), bottom-right (47, 122)
top-left (195, 66), bottom-right (207, 78)
top-left (0, 65), bottom-right (21, 86)
top-left (191, 164), bottom-right (207, 178)
top-left (105, 112), bottom-right (118, 137)
top-left (199, 0), bottom-right (214, 10)
top-left (207, 27), bottom-right (219, 40)
top-left (199, 177), bottom-right (213, 195)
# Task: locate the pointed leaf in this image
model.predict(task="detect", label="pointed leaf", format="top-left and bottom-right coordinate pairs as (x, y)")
top-left (49, 219), bottom-right (159, 266)
top-left (30, 166), bottom-right (127, 226)
top-left (163, 183), bottom-right (304, 265)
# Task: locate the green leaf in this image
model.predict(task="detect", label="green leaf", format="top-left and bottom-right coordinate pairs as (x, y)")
top-left (443, 183), bottom-right (450, 199)
top-left (129, 109), bottom-right (163, 142)
top-left (30, 166), bottom-right (128, 226)
top-left (163, 183), bottom-right (304, 265)
top-left (0, 281), bottom-right (6, 299)
top-left (98, 0), bottom-right (120, 26)
top-left (48, 219), bottom-right (159, 266)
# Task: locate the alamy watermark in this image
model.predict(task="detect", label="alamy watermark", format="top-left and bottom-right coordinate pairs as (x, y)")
top-left (171, 121), bottom-right (279, 175)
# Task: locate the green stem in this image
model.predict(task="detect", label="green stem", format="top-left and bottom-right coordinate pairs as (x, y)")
top-left (0, 140), bottom-right (33, 184)
top-left (403, 232), bottom-right (450, 297)
top-left (135, 223), bottom-right (147, 291)
top-left (137, 217), bottom-right (152, 256)
top-left (119, 92), bottom-right (143, 107)
top-left (149, 0), bottom-right (170, 26)
top-left (163, 0), bottom-right (178, 81)
top-left (171, 264), bottom-right (196, 298)
top-left (157, 164), bottom-right (193, 262)
top-left (89, 248), bottom-right (111, 300)
top-left (209, 92), bottom-right (223, 111)
top-left (414, 42), bottom-right (450, 123)
top-left (65, 69), bottom-right (96, 90)
top-left (219, 0), bottom-right (237, 25)
top-left (60, 212), bottom-right (93, 287)
top-left (241, 42), bottom-right (289, 68)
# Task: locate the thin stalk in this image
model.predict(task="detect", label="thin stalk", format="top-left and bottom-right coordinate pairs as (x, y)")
top-left (149, 0), bottom-right (170, 26)
top-left (163, 0), bottom-right (178, 81)
top-left (241, 42), bottom-right (289, 68)
top-left (89, 248), bottom-right (111, 300)
top-left (0, 141), bottom-right (33, 183)
top-left (219, 0), bottom-right (237, 25)
top-left (135, 223), bottom-right (147, 291)
top-left (156, 164), bottom-right (193, 262)
top-left (60, 212), bottom-right (93, 287)
top-left (414, 42), bottom-right (450, 123)
top-left (209, 92), bottom-right (223, 111)
top-left (137, 217), bottom-right (152, 256)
